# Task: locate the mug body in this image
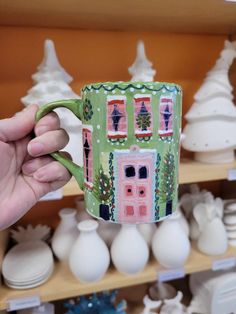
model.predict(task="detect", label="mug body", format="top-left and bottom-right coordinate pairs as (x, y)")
top-left (80, 81), bottom-right (182, 223)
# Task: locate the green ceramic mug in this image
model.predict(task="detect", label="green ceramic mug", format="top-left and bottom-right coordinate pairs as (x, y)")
top-left (36, 81), bottom-right (182, 224)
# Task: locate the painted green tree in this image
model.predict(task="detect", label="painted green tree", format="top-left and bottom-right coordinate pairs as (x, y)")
top-left (93, 166), bottom-right (112, 202)
top-left (159, 150), bottom-right (175, 215)
top-left (136, 101), bottom-right (151, 131)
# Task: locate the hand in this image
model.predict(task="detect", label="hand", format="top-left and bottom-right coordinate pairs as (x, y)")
top-left (0, 105), bottom-right (71, 230)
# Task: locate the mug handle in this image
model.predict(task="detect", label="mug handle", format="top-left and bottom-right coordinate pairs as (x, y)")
top-left (35, 99), bottom-right (84, 191)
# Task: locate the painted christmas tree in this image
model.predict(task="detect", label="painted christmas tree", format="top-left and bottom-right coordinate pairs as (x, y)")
top-left (21, 39), bottom-right (82, 165)
top-left (182, 40), bottom-right (236, 163)
top-left (93, 166), bottom-right (112, 202)
top-left (128, 40), bottom-right (156, 82)
top-left (160, 150), bottom-right (175, 216)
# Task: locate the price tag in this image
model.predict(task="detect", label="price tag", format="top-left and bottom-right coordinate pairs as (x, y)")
top-left (228, 169), bottom-right (236, 181)
top-left (40, 189), bottom-right (63, 201)
top-left (212, 257), bottom-right (236, 271)
top-left (158, 268), bottom-right (185, 282)
top-left (7, 295), bottom-right (41, 311)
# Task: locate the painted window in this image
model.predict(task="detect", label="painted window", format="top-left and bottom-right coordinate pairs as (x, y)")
top-left (139, 166), bottom-right (148, 179)
top-left (125, 165), bottom-right (136, 178)
top-left (82, 128), bottom-right (93, 188)
top-left (125, 205), bottom-right (134, 216)
top-left (134, 95), bottom-right (152, 138)
top-left (159, 96), bottom-right (174, 137)
top-left (107, 96), bottom-right (127, 139)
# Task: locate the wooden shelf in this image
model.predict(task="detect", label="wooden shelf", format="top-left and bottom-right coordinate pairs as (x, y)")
top-left (63, 159), bottom-right (236, 197)
top-left (0, 0), bottom-right (236, 35)
top-left (0, 244), bottom-right (235, 310)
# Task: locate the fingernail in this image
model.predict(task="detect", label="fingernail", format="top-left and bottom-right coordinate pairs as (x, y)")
top-left (28, 142), bottom-right (44, 156)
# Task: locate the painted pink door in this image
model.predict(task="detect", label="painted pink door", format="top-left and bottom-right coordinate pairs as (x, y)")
top-left (116, 152), bottom-right (154, 223)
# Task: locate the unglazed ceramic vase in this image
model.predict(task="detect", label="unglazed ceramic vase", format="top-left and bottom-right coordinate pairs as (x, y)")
top-left (138, 223), bottom-right (157, 246)
top-left (51, 208), bottom-right (78, 261)
top-left (36, 81), bottom-right (182, 224)
top-left (111, 224), bottom-right (149, 275)
top-left (152, 212), bottom-right (190, 268)
top-left (97, 220), bottom-right (121, 247)
top-left (75, 198), bottom-right (93, 222)
top-left (69, 220), bottom-right (110, 283)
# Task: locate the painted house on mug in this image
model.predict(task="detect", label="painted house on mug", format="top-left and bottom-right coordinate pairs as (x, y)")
top-left (81, 82), bottom-right (182, 224)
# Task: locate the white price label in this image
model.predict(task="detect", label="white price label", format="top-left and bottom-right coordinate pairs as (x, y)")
top-left (158, 268), bottom-right (185, 282)
top-left (228, 169), bottom-right (236, 181)
top-left (212, 257), bottom-right (236, 271)
top-left (7, 295), bottom-right (41, 311)
top-left (40, 189), bottom-right (63, 201)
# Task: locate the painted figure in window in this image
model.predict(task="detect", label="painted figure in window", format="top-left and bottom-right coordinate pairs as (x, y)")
top-left (163, 104), bottom-right (172, 131)
top-left (159, 96), bottom-right (174, 137)
top-left (107, 96), bottom-right (127, 139)
top-left (83, 134), bottom-right (90, 182)
top-left (82, 128), bottom-right (93, 187)
top-left (111, 104), bottom-right (123, 131)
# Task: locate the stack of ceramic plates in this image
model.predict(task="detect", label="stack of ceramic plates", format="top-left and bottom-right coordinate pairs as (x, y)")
top-left (2, 241), bottom-right (54, 289)
top-left (224, 202), bottom-right (236, 247)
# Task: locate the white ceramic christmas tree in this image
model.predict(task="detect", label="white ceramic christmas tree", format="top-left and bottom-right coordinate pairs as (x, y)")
top-left (129, 40), bottom-right (156, 82)
top-left (182, 40), bottom-right (236, 163)
top-left (21, 39), bottom-right (82, 165)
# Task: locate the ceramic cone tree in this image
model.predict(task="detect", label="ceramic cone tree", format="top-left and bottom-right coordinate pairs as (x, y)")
top-left (21, 39), bottom-right (82, 165)
top-left (182, 40), bottom-right (236, 163)
top-left (129, 40), bottom-right (156, 82)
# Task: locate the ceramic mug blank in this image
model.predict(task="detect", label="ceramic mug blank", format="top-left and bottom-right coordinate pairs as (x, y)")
top-left (36, 81), bottom-right (182, 224)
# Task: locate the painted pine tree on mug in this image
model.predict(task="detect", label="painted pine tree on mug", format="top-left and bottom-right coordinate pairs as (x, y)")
top-left (80, 82), bottom-right (182, 223)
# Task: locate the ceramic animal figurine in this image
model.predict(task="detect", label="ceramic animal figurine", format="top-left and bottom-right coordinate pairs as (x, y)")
top-left (140, 295), bottom-right (162, 314)
top-left (69, 220), bottom-right (110, 282)
top-left (160, 291), bottom-right (186, 314)
top-left (152, 211), bottom-right (190, 268)
top-left (36, 81), bottom-right (182, 224)
top-left (182, 40), bottom-right (236, 163)
top-left (193, 196), bottom-right (228, 255)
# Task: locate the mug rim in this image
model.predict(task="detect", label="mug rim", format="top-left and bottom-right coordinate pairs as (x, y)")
top-left (81, 81), bottom-right (182, 93)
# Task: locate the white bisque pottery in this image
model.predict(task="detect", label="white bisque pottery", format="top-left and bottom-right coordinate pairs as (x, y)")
top-left (111, 224), bottom-right (149, 275)
top-left (75, 198), bottom-right (93, 221)
top-left (97, 220), bottom-right (121, 247)
top-left (69, 220), bottom-right (110, 283)
top-left (193, 201), bottom-right (228, 255)
top-left (51, 208), bottom-right (79, 261)
top-left (138, 223), bottom-right (157, 246)
top-left (176, 206), bottom-right (189, 237)
top-left (152, 212), bottom-right (190, 269)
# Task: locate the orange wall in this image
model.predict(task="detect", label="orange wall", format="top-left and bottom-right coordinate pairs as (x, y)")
top-left (0, 26), bottom-right (227, 226)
